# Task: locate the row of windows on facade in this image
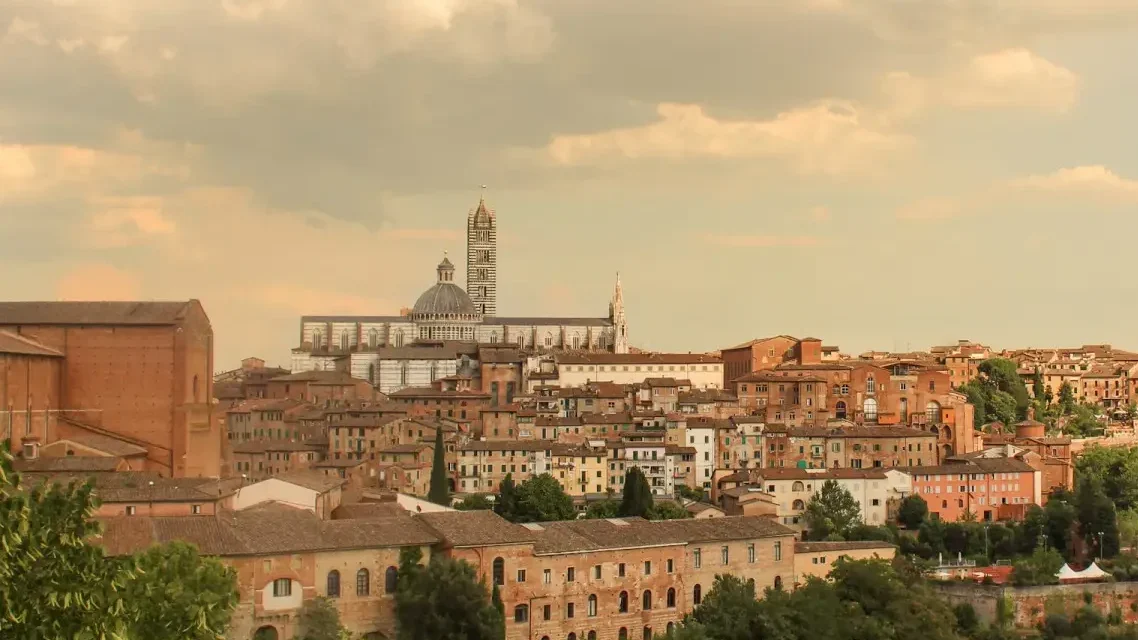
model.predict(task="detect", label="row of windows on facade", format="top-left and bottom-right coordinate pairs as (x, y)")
top-left (313, 329), bottom-right (610, 351)
top-left (916, 482), bottom-right (1023, 494)
top-left (489, 544), bottom-right (781, 589)
top-left (742, 380), bottom-right (938, 395)
top-left (564, 364), bottom-right (719, 373)
top-left (124, 505), bottom-right (202, 515)
top-left (297, 567), bottom-right (399, 599)
top-left (536, 626), bottom-right (679, 640)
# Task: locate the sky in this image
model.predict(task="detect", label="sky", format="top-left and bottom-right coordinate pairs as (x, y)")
top-left (3, 0), bottom-right (1138, 371)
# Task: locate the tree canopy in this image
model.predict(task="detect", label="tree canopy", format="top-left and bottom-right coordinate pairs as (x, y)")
top-left (394, 547), bottom-right (504, 640)
top-left (427, 426), bottom-right (450, 505)
top-left (454, 494), bottom-right (494, 511)
top-left (619, 466), bottom-right (655, 518)
top-left (898, 494), bottom-right (929, 529)
top-left (804, 480), bottom-right (863, 540)
top-left (294, 596), bottom-right (351, 640)
top-left (493, 473), bottom-right (575, 523)
top-left (126, 541), bottom-right (238, 640)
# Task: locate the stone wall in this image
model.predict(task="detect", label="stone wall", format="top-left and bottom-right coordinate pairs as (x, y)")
top-left (930, 581), bottom-right (1138, 628)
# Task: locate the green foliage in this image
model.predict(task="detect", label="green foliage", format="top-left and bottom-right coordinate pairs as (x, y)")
top-left (1118, 508), bottom-right (1138, 553)
top-left (583, 499), bottom-right (620, 519)
top-left (619, 467), bottom-right (655, 518)
top-left (1077, 445), bottom-right (1138, 511)
top-left (294, 596), bottom-right (351, 640)
top-left (1044, 492), bottom-right (1079, 558)
top-left (979, 358), bottom-right (1031, 416)
top-left (1076, 476), bottom-right (1121, 558)
top-left (804, 479), bottom-right (863, 540)
top-left (394, 547), bottom-right (503, 640)
top-left (1033, 370), bottom-right (1046, 402)
top-left (428, 426), bottom-right (450, 505)
top-left (954, 603), bottom-right (980, 635)
top-left (899, 494), bottom-right (929, 529)
top-left (508, 473), bottom-right (575, 523)
top-left (649, 500), bottom-right (691, 521)
top-left (454, 493), bottom-right (494, 511)
top-left (493, 473), bottom-right (518, 521)
top-left (676, 485), bottom-right (708, 502)
top-left (127, 541), bottom-right (238, 640)
top-left (960, 359), bottom-right (1032, 426)
top-left (690, 575), bottom-right (761, 640)
top-left (1064, 403), bottom-right (1106, 438)
top-left (1011, 547), bottom-right (1065, 586)
top-left (0, 445), bottom-right (239, 640)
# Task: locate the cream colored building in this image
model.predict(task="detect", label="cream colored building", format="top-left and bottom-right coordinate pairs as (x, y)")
top-left (753, 468), bottom-right (910, 531)
top-left (793, 541), bottom-right (896, 584)
top-left (556, 353), bottom-right (724, 390)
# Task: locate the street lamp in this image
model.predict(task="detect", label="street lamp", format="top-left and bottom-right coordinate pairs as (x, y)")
top-left (984, 524), bottom-right (990, 560)
top-left (1098, 531), bottom-right (1105, 561)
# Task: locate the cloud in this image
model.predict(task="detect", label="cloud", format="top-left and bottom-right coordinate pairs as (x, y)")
top-left (895, 197), bottom-right (961, 221)
top-left (85, 196), bottom-right (177, 248)
top-left (55, 264), bottom-right (142, 300)
top-left (546, 102), bottom-right (912, 176)
top-left (1008, 166), bottom-right (1138, 202)
top-left (884, 49), bottom-right (1079, 117)
top-left (703, 234), bottom-right (821, 248)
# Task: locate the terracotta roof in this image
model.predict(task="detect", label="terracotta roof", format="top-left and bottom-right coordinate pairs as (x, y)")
top-left (13, 457), bottom-right (124, 473)
top-left (418, 510), bottom-right (536, 548)
top-left (313, 458), bottom-right (367, 469)
top-left (479, 347), bottom-right (524, 364)
top-left (795, 541), bottom-right (896, 553)
top-left (97, 503), bottom-right (439, 556)
top-left (734, 371), bottom-right (826, 383)
top-left (643, 377), bottom-right (691, 387)
top-left (23, 471), bottom-right (243, 502)
top-left (389, 386), bottom-right (490, 399)
top-left (331, 502), bottom-right (408, 520)
top-left (53, 434), bottom-right (147, 457)
top-left (0, 330), bottom-right (62, 357)
top-left (557, 353), bottom-right (722, 365)
top-left (380, 443), bottom-right (432, 454)
top-left (0, 301), bottom-right (196, 326)
top-left (722, 336), bottom-right (799, 350)
top-left (901, 458), bottom-right (1036, 476)
top-left (756, 468), bottom-right (889, 481)
top-left (269, 370), bottom-right (366, 385)
top-left (685, 502), bottom-right (723, 514)
top-left (269, 470), bottom-right (344, 493)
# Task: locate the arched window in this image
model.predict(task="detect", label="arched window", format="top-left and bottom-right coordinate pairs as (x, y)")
top-left (866, 375), bottom-right (876, 393)
top-left (394, 331), bottom-right (404, 348)
top-left (340, 331), bottom-right (350, 351)
top-left (368, 329), bottom-right (378, 349)
top-left (792, 499), bottom-right (805, 510)
top-left (313, 330), bottom-right (323, 350)
top-left (544, 334), bottom-right (553, 348)
top-left (568, 634), bottom-right (577, 640)
top-left (356, 569), bottom-right (370, 596)
top-left (588, 594), bottom-right (598, 617)
top-left (835, 400), bottom-right (847, 420)
top-left (327, 570), bottom-right (340, 597)
top-left (400, 362), bottom-right (408, 386)
top-left (791, 481), bottom-right (805, 492)
top-left (618, 629), bottom-right (628, 640)
top-left (385, 566), bottom-right (398, 593)
top-left (926, 401), bottom-right (941, 424)
top-left (666, 588), bottom-right (676, 608)
top-left (191, 375), bottom-right (200, 402)
top-left (492, 557), bottom-right (505, 586)
top-left (253, 626), bottom-right (279, 640)
top-left (642, 590), bottom-right (652, 610)
top-left (773, 576), bottom-right (783, 590)
top-left (693, 584), bottom-right (702, 605)
top-left (514, 604), bottom-right (529, 622)
top-left (618, 590), bottom-right (629, 613)
top-left (643, 627), bottom-right (652, 640)
top-left (863, 398), bottom-right (878, 422)
top-left (573, 336), bottom-right (581, 349)
top-left (588, 632), bottom-right (597, 640)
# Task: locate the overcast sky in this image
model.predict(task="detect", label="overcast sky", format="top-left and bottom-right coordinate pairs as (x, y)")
top-left (3, 1), bottom-right (1138, 370)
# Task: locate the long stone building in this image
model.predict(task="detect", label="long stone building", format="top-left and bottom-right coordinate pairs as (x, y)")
top-left (291, 197), bottom-right (629, 393)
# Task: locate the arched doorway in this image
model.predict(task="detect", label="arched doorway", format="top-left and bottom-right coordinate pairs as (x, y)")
top-left (253, 627), bottom-right (278, 640)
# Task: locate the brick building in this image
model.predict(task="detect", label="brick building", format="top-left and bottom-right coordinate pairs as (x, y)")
top-left (264, 371), bottom-right (377, 404)
top-left (0, 301), bottom-right (219, 477)
top-left (904, 457), bottom-right (1041, 522)
top-left (761, 425), bottom-right (940, 470)
top-left (719, 335), bottom-right (824, 386)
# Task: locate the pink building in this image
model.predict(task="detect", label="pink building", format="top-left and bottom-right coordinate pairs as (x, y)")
top-left (904, 458), bottom-right (1041, 522)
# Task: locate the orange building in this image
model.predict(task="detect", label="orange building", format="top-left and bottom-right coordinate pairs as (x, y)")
top-left (905, 458), bottom-right (1041, 522)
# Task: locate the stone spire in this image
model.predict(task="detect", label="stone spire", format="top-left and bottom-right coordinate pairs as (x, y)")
top-left (610, 272), bottom-right (628, 354)
top-left (466, 189), bottom-right (497, 316)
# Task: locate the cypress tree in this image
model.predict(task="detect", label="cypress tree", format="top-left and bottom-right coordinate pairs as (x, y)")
top-left (495, 473), bottom-right (518, 521)
top-left (427, 426), bottom-right (450, 505)
top-left (618, 466), bottom-right (654, 518)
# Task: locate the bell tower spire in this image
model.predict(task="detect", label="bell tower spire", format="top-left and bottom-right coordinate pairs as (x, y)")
top-left (610, 272), bottom-right (628, 354)
top-left (466, 186), bottom-right (497, 316)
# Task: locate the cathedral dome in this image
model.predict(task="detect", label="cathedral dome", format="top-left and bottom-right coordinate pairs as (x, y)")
top-left (412, 254), bottom-right (480, 319)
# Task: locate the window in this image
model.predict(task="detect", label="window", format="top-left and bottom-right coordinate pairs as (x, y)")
top-left (356, 569), bottom-right (370, 596)
top-left (125, 506), bottom-right (136, 516)
top-left (543, 605), bottom-right (552, 621)
top-left (191, 504), bottom-right (202, 515)
top-left (567, 602), bottom-right (575, 619)
top-left (619, 629), bottom-right (628, 640)
top-left (619, 591), bottom-right (629, 613)
top-left (642, 591), bottom-right (652, 611)
top-left (721, 546), bottom-right (729, 565)
top-left (748, 544), bottom-right (756, 563)
top-left (327, 570), bottom-right (341, 597)
top-left (693, 548), bottom-right (702, 568)
top-left (493, 557), bottom-right (505, 586)
top-left (385, 566), bottom-right (398, 593)
top-left (863, 397), bottom-right (878, 421)
top-left (693, 584), bottom-right (702, 605)
top-left (588, 594), bottom-right (598, 617)
top-left (618, 563), bottom-right (626, 577)
top-left (517, 569), bottom-right (527, 583)
top-left (666, 559), bottom-right (674, 573)
top-left (567, 567), bottom-right (576, 582)
top-left (643, 561), bottom-right (652, 575)
top-left (593, 565), bottom-right (602, 580)
top-left (667, 588), bottom-right (676, 608)
top-left (273, 578), bottom-right (291, 597)
top-left (543, 569), bottom-right (552, 584)
top-left (514, 605), bottom-right (529, 623)
top-left (774, 542), bottom-right (782, 561)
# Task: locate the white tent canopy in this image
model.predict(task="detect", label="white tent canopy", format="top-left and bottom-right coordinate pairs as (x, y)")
top-left (1056, 562), bottom-right (1109, 582)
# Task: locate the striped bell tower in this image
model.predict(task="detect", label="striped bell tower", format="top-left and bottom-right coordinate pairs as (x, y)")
top-left (466, 188), bottom-right (497, 316)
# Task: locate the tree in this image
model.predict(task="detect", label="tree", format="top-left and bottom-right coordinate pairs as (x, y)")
top-left (454, 494), bottom-right (494, 511)
top-left (1058, 382), bottom-right (1077, 414)
top-left (1011, 547), bottom-right (1064, 586)
top-left (295, 596), bottom-right (351, 640)
top-left (978, 358), bottom-right (1031, 419)
top-left (690, 574), bottom-right (762, 640)
top-left (511, 474), bottom-right (575, 523)
top-left (954, 603), bottom-right (980, 636)
top-left (649, 501), bottom-right (691, 521)
top-left (1076, 476), bottom-right (1120, 559)
top-left (618, 467), bottom-right (655, 518)
top-left (493, 473), bottom-right (518, 521)
top-left (804, 480), bottom-right (862, 540)
top-left (583, 499), bottom-right (619, 519)
top-left (1119, 508), bottom-right (1138, 554)
top-left (898, 494), bottom-right (929, 529)
top-left (428, 426), bottom-right (450, 505)
top-left (1076, 445), bottom-right (1138, 510)
top-left (395, 546), bottom-right (504, 640)
top-left (1042, 490), bottom-right (1078, 558)
top-left (126, 541), bottom-right (238, 640)
top-left (1032, 370), bottom-right (1046, 403)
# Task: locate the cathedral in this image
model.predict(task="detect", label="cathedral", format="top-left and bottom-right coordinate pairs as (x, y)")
top-left (291, 196), bottom-right (628, 389)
